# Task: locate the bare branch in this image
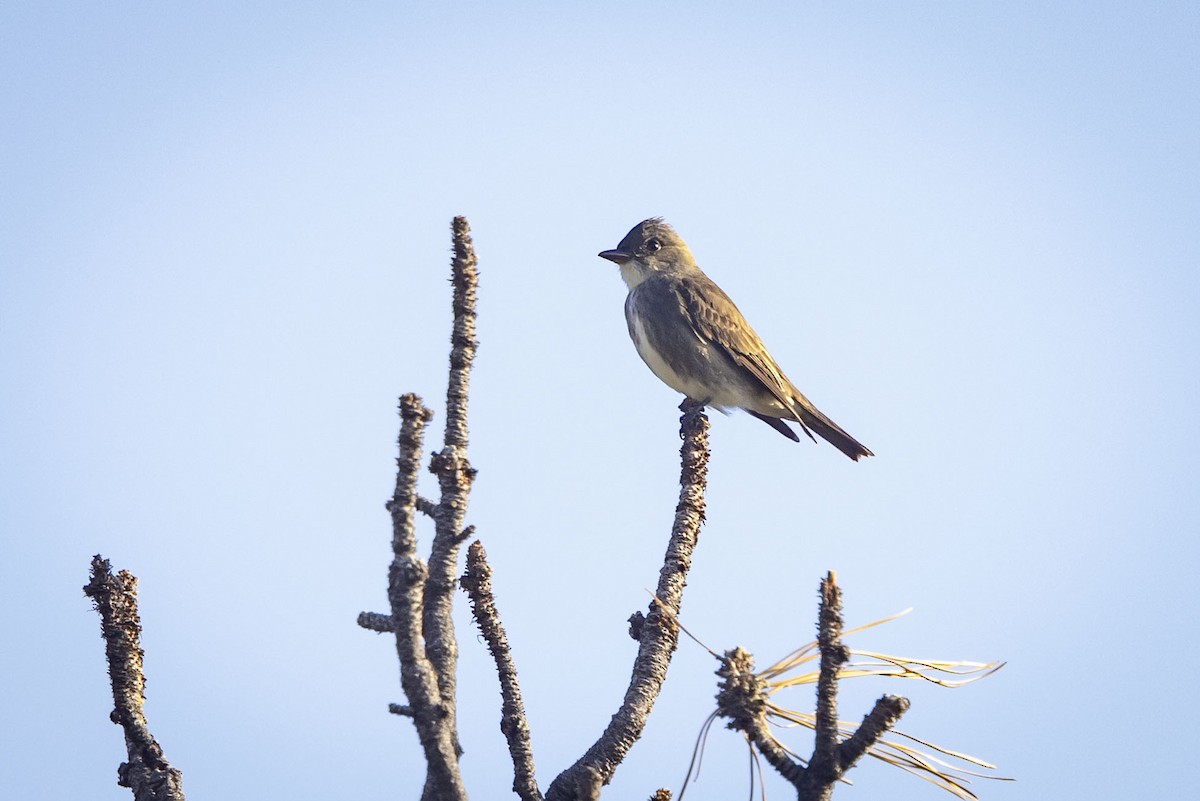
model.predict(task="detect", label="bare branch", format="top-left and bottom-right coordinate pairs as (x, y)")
top-left (422, 215), bottom-right (481, 761)
top-left (837, 694), bottom-right (910, 769)
top-left (356, 612), bottom-right (395, 633)
top-left (546, 399), bottom-right (710, 801)
top-left (461, 540), bottom-right (543, 801)
top-left (386, 393), bottom-right (467, 801)
top-left (797, 571), bottom-right (851, 800)
top-left (83, 555), bottom-right (185, 801)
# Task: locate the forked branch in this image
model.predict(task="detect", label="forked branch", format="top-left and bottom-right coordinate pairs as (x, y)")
top-left (358, 216), bottom-right (482, 801)
top-left (715, 572), bottom-right (910, 801)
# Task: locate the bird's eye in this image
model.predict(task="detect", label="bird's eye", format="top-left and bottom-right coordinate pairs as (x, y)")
top-left (646, 238), bottom-right (662, 253)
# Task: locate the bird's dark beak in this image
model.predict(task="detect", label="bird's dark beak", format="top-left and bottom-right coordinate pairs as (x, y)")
top-left (598, 249), bottom-right (632, 265)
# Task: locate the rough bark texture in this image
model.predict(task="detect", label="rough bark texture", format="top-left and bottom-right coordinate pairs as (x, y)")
top-left (797, 573), bottom-right (851, 801)
top-left (462, 541), bottom-right (543, 801)
top-left (545, 399), bottom-right (710, 801)
top-left (385, 393), bottom-right (467, 801)
top-left (422, 215), bottom-right (480, 768)
top-left (357, 217), bottom-right (482, 801)
top-left (715, 647), bottom-right (804, 785)
top-left (84, 555), bottom-right (186, 801)
top-left (715, 572), bottom-right (911, 801)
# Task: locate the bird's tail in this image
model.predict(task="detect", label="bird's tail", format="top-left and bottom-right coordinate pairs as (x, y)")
top-left (794, 398), bottom-right (874, 461)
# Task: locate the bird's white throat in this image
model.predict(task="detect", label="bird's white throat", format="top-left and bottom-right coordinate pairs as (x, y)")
top-left (619, 261), bottom-right (653, 290)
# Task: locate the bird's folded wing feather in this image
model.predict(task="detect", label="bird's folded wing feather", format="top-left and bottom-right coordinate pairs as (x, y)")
top-left (675, 276), bottom-right (796, 410)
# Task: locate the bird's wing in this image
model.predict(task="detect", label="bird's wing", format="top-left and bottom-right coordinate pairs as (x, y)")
top-left (671, 274), bottom-right (873, 460)
top-left (675, 274), bottom-right (798, 412)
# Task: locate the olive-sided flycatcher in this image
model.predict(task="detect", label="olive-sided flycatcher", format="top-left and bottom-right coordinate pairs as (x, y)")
top-left (599, 218), bottom-right (873, 461)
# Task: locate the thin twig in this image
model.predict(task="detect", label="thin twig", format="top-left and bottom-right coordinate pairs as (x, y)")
top-left (546, 399), bottom-right (710, 801)
top-left (83, 555), bottom-right (186, 801)
top-left (461, 540), bottom-right (543, 801)
top-left (356, 612), bottom-right (394, 633)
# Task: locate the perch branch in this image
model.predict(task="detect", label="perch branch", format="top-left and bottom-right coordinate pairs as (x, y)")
top-left (545, 399), bottom-right (710, 801)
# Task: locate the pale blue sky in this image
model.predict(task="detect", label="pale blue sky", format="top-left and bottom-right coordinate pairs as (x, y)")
top-left (3, 3), bottom-right (1198, 800)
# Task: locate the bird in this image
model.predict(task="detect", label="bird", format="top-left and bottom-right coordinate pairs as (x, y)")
top-left (598, 218), bottom-right (873, 461)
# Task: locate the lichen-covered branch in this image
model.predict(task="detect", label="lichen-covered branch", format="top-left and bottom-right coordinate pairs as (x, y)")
top-left (384, 393), bottom-right (466, 801)
top-left (546, 399), bottom-right (710, 801)
top-left (422, 215), bottom-right (480, 761)
top-left (356, 217), bottom-right (482, 800)
top-left (462, 541), bottom-right (543, 801)
top-left (83, 555), bottom-right (186, 801)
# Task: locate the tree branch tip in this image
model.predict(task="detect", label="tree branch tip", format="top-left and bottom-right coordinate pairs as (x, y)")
top-left (873, 693), bottom-right (910, 716)
top-left (388, 703), bottom-right (415, 717)
top-left (461, 546), bottom-right (492, 591)
top-left (83, 554), bottom-right (131, 598)
top-left (835, 694), bottom-right (912, 771)
top-left (398, 393), bottom-right (434, 423)
top-left (463, 538), bottom-right (487, 567)
top-left (356, 611), bottom-right (396, 633)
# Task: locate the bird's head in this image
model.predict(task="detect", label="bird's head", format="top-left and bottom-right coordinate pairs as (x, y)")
top-left (598, 218), bottom-right (698, 289)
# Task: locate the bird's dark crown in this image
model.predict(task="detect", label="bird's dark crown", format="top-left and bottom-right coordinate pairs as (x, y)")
top-left (615, 217), bottom-right (690, 260)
